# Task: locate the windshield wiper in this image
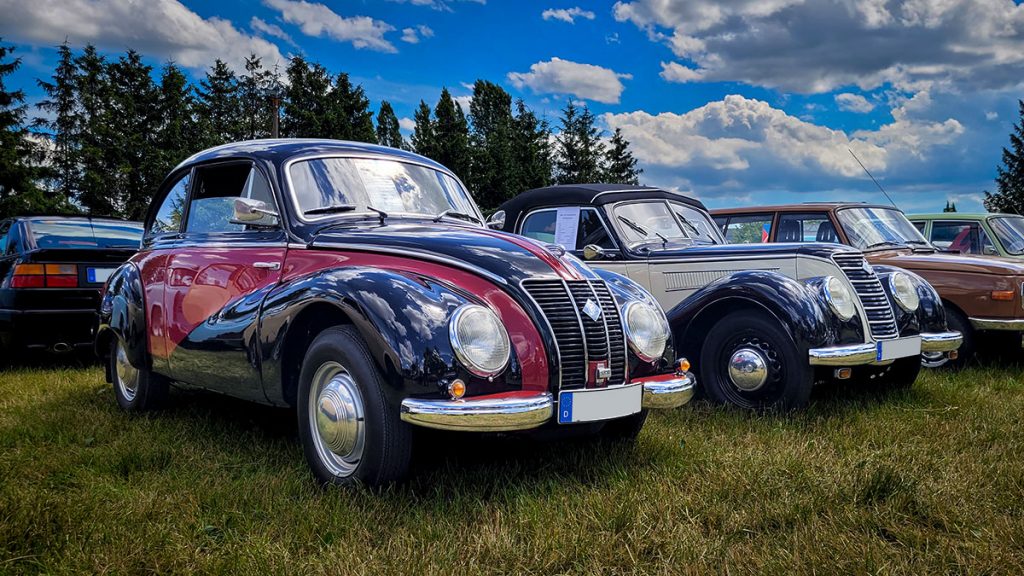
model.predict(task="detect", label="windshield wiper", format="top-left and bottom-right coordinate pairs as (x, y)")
top-left (674, 211), bottom-right (703, 238)
top-left (433, 209), bottom-right (481, 224)
top-left (865, 240), bottom-right (907, 249)
top-left (367, 205), bottom-right (388, 225)
top-left (618, 215), bottom-right (668, 245)
top-left (304, 203), bottom-right (357, 216)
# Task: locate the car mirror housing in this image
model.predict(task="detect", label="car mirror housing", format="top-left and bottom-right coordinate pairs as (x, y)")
top-left (583, 244), bottom-right (618, 261)
top-left (233, 198), bottom-right (279, 223)
top-left (486, 210), bottom-right (505, 230)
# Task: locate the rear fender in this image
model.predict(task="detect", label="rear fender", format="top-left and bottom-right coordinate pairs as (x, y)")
top-left (95, 262), bottom-right (148, 373)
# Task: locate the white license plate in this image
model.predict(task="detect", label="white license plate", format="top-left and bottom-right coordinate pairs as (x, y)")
top-left (877, 336), bottom-right (921, 361)
top-left (558, 383), bottom-right (642, 424)
top-left (87, 267), bottom-right (115, 283)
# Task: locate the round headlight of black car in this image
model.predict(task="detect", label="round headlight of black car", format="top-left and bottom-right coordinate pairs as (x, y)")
top-left (623, 301), bottom-right (670, 362)
top-left (449, 304), bottom-right (511, 377)
top-left (822, 276), bottom-right (857, 321)
top-left (889, 271), bottom-right (920, 312)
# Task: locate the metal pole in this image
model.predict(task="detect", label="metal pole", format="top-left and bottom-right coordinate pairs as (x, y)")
top-left (271, 96), bottom-right (280, 138)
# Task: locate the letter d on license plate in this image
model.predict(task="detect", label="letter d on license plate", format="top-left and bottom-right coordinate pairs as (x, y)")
top-left (558, 384), bottom-right (642, 424)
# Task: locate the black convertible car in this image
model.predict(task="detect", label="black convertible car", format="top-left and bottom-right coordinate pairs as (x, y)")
top-left (0, 216), bottom-right (143, 356)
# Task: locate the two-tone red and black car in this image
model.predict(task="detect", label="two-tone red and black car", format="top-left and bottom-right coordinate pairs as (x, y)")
top-left (96, 140), bottom-right (696, 487)
top-left (0, 216), bottom-right (142, 357)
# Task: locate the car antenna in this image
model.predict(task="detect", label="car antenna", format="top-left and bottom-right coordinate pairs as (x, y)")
top-left (848, 148), bottom-right (897, 208)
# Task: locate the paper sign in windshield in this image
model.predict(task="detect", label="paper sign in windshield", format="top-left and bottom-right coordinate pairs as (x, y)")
top-left (554, 206), bottom-right (581, 249)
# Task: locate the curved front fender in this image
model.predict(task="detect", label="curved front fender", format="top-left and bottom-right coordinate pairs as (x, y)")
top-left (873, 265), bottom-right (943, 333)
top-left (96, 262), bottom-right (148, 369)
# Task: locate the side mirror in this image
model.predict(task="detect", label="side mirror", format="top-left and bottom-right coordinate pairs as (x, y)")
top-left (983, 245), bottom-right (998, 256)
top-left (486, 210), bottom-right (505, 230)
top-left (233, 198), bottom-right (279, 223)
top-left (583, 244), bottom-right (618, 261)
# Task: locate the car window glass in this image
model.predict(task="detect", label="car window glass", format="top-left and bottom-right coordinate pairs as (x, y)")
top-left (669, 202), bottom-right (722, 244)
top-left (29, 220), bottom-right (143, 249)
top-left (150, 173), bottom-right (189, 235)
top-left (0, 222), bottom-right (10, 256)
top-left (777, 213), bottom-right (834, 242)
top-left (186, 164), bottom-right (277, 233)
top-left (931, 221), bottom-right (993, 254)
top-left (722, 215), bottom-right (772, 243)
top-left (989, 216), bottom-right (1024, 255)
top-left (911, 221), bottom-right (926, 233)
top-left (520, 208), bottom-right (613, 250)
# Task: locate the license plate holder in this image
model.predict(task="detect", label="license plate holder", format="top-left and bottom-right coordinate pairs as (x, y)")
top-left (876, 336), bottom-right (921, 361)
top-left (87, 267), bottom-right (115, 284)
top-left (557, 383), bottom-right (642, 424)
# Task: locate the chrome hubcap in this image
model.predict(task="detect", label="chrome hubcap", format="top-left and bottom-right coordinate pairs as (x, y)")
top-left (728, 348), bottom-right (769, 391)
top-left (115, 341), bottom-right (140, 402)
top-left (921, 352), bottom-right (948, 369)
top-left (309, 362), bottom-right (365, 478)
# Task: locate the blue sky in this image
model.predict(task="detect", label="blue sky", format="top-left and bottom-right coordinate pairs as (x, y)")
top-left (3, 0), bottom-right (1024, 213)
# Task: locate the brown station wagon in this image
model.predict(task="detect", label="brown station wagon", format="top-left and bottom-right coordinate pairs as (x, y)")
top-left (711, 203), bottom-right (1024, 367)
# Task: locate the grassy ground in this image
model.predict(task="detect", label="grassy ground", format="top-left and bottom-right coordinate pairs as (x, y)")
top-left (1, 361), bottom-right (1023, 575)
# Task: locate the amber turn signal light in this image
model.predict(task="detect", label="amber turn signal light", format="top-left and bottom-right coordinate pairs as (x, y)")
top-left (834, 367), bottom-right (853, 380)
top-left (991, 290), bottom-right (1015, 301)
top-left (677, 358), bottom-right (691, 373)
top-left (948, 350), bottom-right (959, 360)
top-left (448, 379), bottom-right (466, 400)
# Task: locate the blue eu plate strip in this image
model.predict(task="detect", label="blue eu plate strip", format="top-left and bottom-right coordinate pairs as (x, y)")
top-left (558, 392), bottom-right (573, 424)
top-left (87, 268), bottom-right (97, 283)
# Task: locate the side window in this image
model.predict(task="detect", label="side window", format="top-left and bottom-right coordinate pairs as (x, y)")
top-left (520, 208), bottom-right (614, 251)
top-left (931, 221), bottom-right (992, 254)
top-left (186, 163), bottom-right (277, 234)
top-left (150, 173), bottom-right (189, 235)
top-left (777, 213), bottom-right (835, 243)
top-left (722, 215), bottom-right (773, 244)
top-left (911, 221), bottom-right (926, 234)
top-left (0, 221), bottom-right (11, 256)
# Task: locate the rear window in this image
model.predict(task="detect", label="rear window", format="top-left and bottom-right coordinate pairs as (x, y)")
top-left (28, 220), bottom-right (143, 249)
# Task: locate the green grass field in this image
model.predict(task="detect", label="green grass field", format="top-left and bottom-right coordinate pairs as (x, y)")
top-left (2, 361), bottom-right (1023, 574)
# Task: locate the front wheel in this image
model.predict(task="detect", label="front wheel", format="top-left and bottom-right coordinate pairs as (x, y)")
top-left (874, 356), bottom-right (922, 389)
top-left (700, 310), bottom-right (813, 411)
top-left (297, 326), bottom-right (412, 487)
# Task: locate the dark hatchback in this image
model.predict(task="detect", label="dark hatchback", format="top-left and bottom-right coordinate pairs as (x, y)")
top-left (0, 216), bottom-right (143, 355)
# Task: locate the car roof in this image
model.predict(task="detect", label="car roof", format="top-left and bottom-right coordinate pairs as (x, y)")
top-left (710, 202), bottom-right (899, 215)
top-left (908, 213), bottom-right (1011, 220)
top-left (498, 184), bottom-right (708, 223)
top-left (18, 215), bottom-right (138, 224)
top-left (173, 138), bottom-right (450, 174)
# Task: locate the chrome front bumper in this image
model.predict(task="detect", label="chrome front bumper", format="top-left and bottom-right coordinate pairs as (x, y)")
top-left (399, 373), bottom-right (696, 432)
top-left (808, 331), bottom-right (961, 366)
top-left (970, 317), bottom-right (1024, 331)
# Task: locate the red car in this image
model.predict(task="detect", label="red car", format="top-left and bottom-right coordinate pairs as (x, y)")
top-left (96, 140), bottom-right (695, 486)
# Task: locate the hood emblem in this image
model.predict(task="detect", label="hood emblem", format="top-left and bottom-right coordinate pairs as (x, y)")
top-left (862, 260), bottom-right (873, 274)
top-left (582, 298), bottom-right (602, 322)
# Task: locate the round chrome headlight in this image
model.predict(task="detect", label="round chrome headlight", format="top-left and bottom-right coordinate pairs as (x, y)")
top-left (889, 272), bottom-right (920, 312)
top-left (823, 276), bottom-right (856, 321)
top-left (449, 304), bottom-right (511, 377)
top-left (623, 301), bottom-right (670, 362)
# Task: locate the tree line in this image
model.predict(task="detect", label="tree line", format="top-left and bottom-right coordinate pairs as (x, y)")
top-left (0, 38), bottom-right (642, 220)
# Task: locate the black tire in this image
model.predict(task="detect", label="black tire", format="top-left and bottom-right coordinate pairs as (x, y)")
top-left (700, 310), bottom-right (813, 411)
top-left (297, 326), bottom-right (412, 487)
top-left (110, 337), bottom-right (168, 411)
top-left (599, 410), bottom-right (648, 442)
top-left (943, 307), bottom-right (973, 370)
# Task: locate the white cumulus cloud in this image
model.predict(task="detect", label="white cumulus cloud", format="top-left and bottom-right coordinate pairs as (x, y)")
top-left (508, 57), bottom-right (632, 104)
top-left (835, 93), bottom-right (875, 113)
top-left (265, 0), bottom-right (398, 53)
top-left (401, 25), bottom-right (434, 44)
top-left (542, 7), bottom-right (596, 24)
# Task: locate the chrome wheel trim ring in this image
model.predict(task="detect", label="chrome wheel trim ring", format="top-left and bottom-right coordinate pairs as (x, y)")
top-left (309, 361), bottom-right (365, 478)
top-left (920, 352), bottom-right (948, 369)
top-left (727, 347), bottom-right (769, 391)
top-left (115, 341), bottom-right (140, 402)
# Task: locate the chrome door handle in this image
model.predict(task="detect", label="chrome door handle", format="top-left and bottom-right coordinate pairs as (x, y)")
top-left (253, 261), bottom-right (281, 270)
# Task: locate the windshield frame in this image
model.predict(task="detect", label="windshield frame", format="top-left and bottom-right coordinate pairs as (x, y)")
top-left (988, 215), bottom-right (1024, 255)
top-left (609, 199), bottom-right (724, 249)
top-left (834, 206), bottom-right (930, 250)
top-left (283, 153), bottom-right (483, 226)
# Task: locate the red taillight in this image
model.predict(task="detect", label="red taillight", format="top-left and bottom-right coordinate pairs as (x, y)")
top-left (12, 263), bottom-right (78, 288)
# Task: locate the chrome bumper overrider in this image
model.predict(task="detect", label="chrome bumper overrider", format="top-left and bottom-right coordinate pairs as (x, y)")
top-left (970, 318), bottom-right (1024, 331)
top-left (920, 330), bottom-right (962, 352)
top-left (399, 373), bottom-right (697, 432)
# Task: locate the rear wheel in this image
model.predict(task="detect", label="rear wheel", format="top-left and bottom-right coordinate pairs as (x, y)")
top-left (942, 307), bottom-right (972, 370)
top-left (297, 326), bottom-right (412, 487)
top-left (110, 337), bottom-right (168, 411)
top-left (700, 310), bottom-right (812, 411)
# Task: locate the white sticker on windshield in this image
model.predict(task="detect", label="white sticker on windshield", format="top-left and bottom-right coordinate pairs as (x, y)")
top-left (554, 206), bottom-right (581, 250)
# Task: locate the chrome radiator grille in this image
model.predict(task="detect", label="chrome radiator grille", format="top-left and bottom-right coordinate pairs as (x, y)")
top-left (522, 279), bottom-right (627, 390)
top-left (832, 252), bottom-right (899, 340)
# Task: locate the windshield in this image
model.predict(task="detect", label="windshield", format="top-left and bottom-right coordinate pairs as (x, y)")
top-left (28, 219), bottom-right (143, 249)
top-left (612, 200), bottom-right (722, 247)
top-left (836, 207), bottom-right (928, 249)
top-left (989, 216), bottom-right (1024, 255)
top-left (289, 157), bottom-right (480, 222)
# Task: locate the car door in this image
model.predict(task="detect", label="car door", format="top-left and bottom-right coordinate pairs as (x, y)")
top-left (163, 160), bottom-right (286, 402)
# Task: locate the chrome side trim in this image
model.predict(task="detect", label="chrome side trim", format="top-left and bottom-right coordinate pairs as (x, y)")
top-left (640, 373), bottom-right (696, 409)
top-left (969, 317), bottom-right (1024, 331)
top-left (808, 343), bottom-right (878, 366)
top-left (311, 242), bottom-right (509, 285)
top-left (920, 331), bottom-right (963, 352)
top-left (399, 393), bottom-right (553, 432)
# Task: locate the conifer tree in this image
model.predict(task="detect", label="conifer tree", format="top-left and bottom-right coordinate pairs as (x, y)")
top-left (511, 99), bottom-right (552, 191)
top-left (196, 59), bottom-right (241, 147)
top-left (34, 41), bottom-right (79, 203)
top-left (153, 62), bottom-right (197, 182)
top-left (0, 40), bottom-right (55, 216)
top-left (432, 88), bottom-right (472, 180)
top-left (554, 100), bottom-right (605, 184)
top-left (468, 80), bottom-right (515, 211)
top-left (984, 100), bottom-right (1024, 215)
top-left (74, 44), bottom-right (114, 215)
top-left (602, 127), bottom-right (642, 185)
top-left (411, 100), bottom-right (435, 158)
top-left (238, 55), bottom-right (275, 140)
top-left (282, 56), bottom-right (332, 138)
top-left (326, 73), bottom-right (376, 143)
top-left (105, 50), bottom-right (159, 219)
top-left (376, 100), bottom-right (404, 150)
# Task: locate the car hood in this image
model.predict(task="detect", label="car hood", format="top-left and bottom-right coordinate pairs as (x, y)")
top-left (639, 241), bottom-right (852, 260)
top-left (867, 248), bottom-right (1024, 275)
top-left (309, 221), bottom-right (589, 285)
